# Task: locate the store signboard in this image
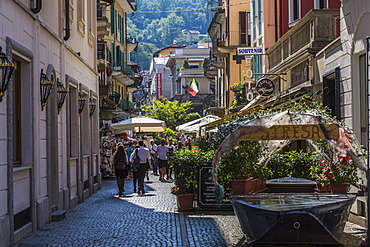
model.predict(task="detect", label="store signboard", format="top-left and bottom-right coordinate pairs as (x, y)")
top-left (156, 73), bottom-right (162, 100)
top-left (237, 47), bottom-right (263, 55)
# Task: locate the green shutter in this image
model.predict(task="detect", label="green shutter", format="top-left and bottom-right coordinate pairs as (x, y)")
top-left (110, 4), bottom-right (115, 34)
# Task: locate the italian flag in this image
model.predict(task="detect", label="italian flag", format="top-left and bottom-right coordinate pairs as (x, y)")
top-left (189, 78), bottom-right (199, 96)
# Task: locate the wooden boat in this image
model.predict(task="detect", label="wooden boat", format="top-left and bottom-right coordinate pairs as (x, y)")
top-left (230, 193), bottom-right (356, 246)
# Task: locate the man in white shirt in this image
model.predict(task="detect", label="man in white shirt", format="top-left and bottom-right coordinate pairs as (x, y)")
top-left (130, 141), bottom-right (151, 195)
top-left (156, 139), bottom-right (169, 182)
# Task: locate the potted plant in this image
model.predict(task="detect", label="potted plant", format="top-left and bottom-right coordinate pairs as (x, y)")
top-left (309, 161), bottom-right (359, 193)
top-left (217, 141), bottom-right (269, 194)
top-left (266, 150), bottom-right (322, 179)
top-left (171, 148), bottom-right (214, 210)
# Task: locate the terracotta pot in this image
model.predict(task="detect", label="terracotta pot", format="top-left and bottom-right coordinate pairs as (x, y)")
top-left (176, 194), bottom-right (194, 211)
top-left (218, 40), bottom-right (225, 46)
top-left (106, 67), bottom-right (112, 76)
top-left (230, 178), bottom-right (253, 194)
top-left (316, 183), bottom-right (330, 192)
top-left (329, 183), bottom-right (349, 194)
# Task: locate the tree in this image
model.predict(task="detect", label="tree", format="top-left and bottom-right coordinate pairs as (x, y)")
top-left (141, 99), bottom-right (201, 130)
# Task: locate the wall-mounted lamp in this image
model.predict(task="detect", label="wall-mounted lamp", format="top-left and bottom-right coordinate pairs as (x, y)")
top-left (0, 46), bottom-right (16, 102)
top-left (57, 78), bottom-right (68, 113)
top-left (89, 98), bottom-right (96, 117)
top-left (78, 91), bottom-right (86, 115)
top-left (40, 69), bottom-right (54, 110)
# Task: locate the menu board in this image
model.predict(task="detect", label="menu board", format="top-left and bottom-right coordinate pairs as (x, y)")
top-left (198, 165), bottom-right (232, 210)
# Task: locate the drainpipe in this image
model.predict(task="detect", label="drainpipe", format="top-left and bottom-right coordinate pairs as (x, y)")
top-left (31, 0), bottom-right (42, 14)
top-left (366, 36), bottom-right (370, 247)
top-left (64, 0), bottom-right (70, 41)
top-left (274, 0), bottom-right (278, 42)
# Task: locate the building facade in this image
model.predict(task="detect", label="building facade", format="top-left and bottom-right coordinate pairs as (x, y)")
top-left (97, 0), bottom-right (139, 124)
top-left (0, 1), bottom-right (100, 246)
top-left (313, 0), bottom-right (370, 227)
top-left (166, 44), bottom-right (214, 116)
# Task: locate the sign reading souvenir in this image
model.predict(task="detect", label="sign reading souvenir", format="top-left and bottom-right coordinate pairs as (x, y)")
top-left (240, 124), bottom-right (340, 141)
top-left (156, 73), bottom-right (162, 101)
top-left (256, 78), bottom-right (275, 96)
top-left (237, 47), bottom-right (263, 55)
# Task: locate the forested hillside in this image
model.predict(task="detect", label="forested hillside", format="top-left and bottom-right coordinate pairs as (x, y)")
top-left (128, 0), bottom-right (215, 70)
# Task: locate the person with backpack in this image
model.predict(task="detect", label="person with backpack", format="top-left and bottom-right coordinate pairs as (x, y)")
top-left (130, 141), bottom-right (150, 195)
top-left (111, 143), bottom-right (129, 197)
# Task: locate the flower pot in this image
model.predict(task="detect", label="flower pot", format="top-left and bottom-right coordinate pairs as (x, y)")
top-left (106, 67), bottom-right (112, 76)
top-left (316, 183), bottom-right (330, 192)
top-left (218, 40), bottom-right (225, 46)
top-left (329, 183), bottom-right (349, 194)
top-left (230, 178), bottom-right (253, 194)
top-left (176, 194), bottom-right (194, 211)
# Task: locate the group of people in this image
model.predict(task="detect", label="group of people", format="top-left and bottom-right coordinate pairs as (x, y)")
top-left (110, 138), bottom-right (179, 196)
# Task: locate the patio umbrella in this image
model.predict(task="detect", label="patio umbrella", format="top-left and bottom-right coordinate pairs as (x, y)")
top-left (176, 115), bottom-right (220, 133)
top-left (109, 116), bottom-right (166, 134)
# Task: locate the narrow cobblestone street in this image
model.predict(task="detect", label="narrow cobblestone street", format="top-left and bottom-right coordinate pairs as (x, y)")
top-left (14, 174), bottom-right (246, 247)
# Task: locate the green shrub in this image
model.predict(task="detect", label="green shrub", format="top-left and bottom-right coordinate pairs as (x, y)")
top-left (171, 148), bottom-right (214, 195)
top-left (266, 150), bottom-right (322, 179)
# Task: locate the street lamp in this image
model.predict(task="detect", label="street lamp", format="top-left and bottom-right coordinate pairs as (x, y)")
top-left (89, 98), bottom-right (96, 117)
top-left (0, 46), bottom-right (16, 102)
top-left (78, 91), bottom-right (86, 115)
top-left (57, 78), bottom-right (68, 113)
top-left (40, 69), bottom-right (54, 110)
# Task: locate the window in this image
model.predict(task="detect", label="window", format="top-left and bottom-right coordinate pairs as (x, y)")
top-left (315, 0), bottom-right (328, 9)
top-left (239, 12), bottom-right (251, 46)
top-left (78, 0), bottom-right (86, 34)
top-left (359, 54), bottom-right (368, 150)
top-left (13, 60), bottom-right (22, 166)
top-left (290, 0), bottom-right (300, 22)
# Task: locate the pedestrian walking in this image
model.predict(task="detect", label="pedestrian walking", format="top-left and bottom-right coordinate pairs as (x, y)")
top-left (156, 139), bottom-right (169, 182)
top-left (130, 141), bottom-right (150, 195)
top-left (149, 139), bottom-right (158, 175)
top-left (167, 139), bottom-right (177, 181)
top-left (111, 143), bottom-right (129, 197)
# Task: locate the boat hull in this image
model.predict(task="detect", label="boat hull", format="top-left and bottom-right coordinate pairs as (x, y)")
top-left (230, 193), bottom-right (356, 246)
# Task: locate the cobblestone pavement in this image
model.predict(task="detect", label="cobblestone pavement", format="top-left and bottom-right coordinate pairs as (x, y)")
top-left (15, 174), bottom-right (245, 247)
top-left (14, 173), bottom-right (367, 247)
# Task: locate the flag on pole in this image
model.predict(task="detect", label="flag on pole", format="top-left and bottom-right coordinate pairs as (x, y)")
top-left (189, 78), bottom-right (199, 96)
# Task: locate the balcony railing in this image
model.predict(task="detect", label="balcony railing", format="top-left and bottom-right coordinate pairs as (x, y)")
top-left (121, 98), bottom-right (136, 111)
top-left (113, 60), bottom-right (135, 80)
top-left (267, 9), bottom-right (339, 70)
top-left (216, 31), bottom-right (251, 47)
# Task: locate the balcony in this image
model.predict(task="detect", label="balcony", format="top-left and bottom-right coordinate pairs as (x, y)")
top-left (126, 34), bottom-right (138, 52)
top-left (178, 68), bottom-right (204, 77)
top-left (220, 31), bottom-right (251, 47)
top-left (112, 60), bottom-right (135, 85)
top-left (267, 9), bottom-right (339, 72)
top-left (121, 98), bottom-right (136, 111)
top-left (97, 4), bottom-right (110, 38)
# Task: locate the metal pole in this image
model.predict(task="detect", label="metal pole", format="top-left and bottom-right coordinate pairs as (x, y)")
top-left (366, 36), bottom-right (370, 244)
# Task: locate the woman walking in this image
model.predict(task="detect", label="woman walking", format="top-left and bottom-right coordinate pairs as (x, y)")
top-left (111, 143), bottom-right (129, 197)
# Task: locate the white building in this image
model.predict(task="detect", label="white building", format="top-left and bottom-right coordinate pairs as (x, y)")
top-left (313, 0), bottom-right (370, 227)
top-left (0, 1), bottom-right (100, 246)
